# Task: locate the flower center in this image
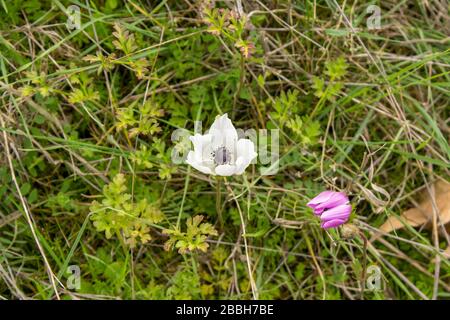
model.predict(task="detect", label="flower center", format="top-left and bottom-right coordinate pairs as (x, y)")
top-left (213, 147), bottom-right (231, 165)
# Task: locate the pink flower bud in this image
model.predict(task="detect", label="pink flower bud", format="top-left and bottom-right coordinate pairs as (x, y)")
top-left (307, 191), bottom-right (351, 229)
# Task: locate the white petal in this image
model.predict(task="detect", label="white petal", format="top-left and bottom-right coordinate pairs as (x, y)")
top-left (189, 133), bottom-right (213, 160)
top-left (234, 157), bottom-right (248, 175)
top-left (186, 151), bottom-right (213, 174)
top-left (234, 139), bottom-right (257, 174)
top-left (215, 164), bottom-right (237, 176)
top-left (208, 114), bottom-right (238, 150)
top-left (209, 114), bottom-right (238, 137)
top-left (236, 138), bottom-right (257, 158)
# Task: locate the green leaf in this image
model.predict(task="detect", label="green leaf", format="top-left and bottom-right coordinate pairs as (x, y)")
top-left (325, 56), bottom-right (348, 80)
top-left (20, 183), bottom-right (31, 196)
top-left (325, 29), bottom-right (350, 37)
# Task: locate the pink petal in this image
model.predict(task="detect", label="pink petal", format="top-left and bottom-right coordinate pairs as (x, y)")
top-left (307, 191), bottom-right (335, 207)
top-left (320, 204), bottom-right (352, 222)
top-left (313, 192), bottom-right (349, 213)
top-left (312, 208), bottom-right (325, 216)
top-left (307, 191), bottom-right (349, 216)
top-left (321, 219), bottom-right (346, 229)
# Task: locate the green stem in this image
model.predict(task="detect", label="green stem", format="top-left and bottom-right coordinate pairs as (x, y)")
top-left (115, 229), bottom-right (128, 255)
top-left (216, 176), bottom-right (223, 229)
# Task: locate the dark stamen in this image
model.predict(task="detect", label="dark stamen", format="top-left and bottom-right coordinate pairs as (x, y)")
top-left (214, 147), bottom-right (230, 165)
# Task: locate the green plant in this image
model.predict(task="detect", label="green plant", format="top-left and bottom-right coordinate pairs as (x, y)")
top-left (202, 1), bottom-right (257, 59)
top-left (271, 89), bottom-right (321, 145)
top-left (163, 215), bottom-right (218, 254)
top-left (116, 100), bottom-right (164, 138)
top-left (312, 56), bottom-right (348, 102)
top-left (90, 174), bottom-right (164, 248)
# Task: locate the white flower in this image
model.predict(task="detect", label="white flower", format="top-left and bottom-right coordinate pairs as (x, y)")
top-left (185, 114), bottom-right (257, 176)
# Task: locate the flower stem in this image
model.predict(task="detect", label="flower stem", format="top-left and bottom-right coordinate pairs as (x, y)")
top-left (224, 178), bottom-right (258, 300)
top-left (216, 176), bottom-right (223, 229)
